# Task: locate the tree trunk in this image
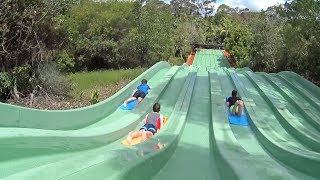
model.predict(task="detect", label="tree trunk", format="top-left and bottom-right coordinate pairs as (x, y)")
top-left (12, 77), bottom-right (20, 99)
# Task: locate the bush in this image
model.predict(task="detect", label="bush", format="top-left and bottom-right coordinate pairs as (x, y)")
top-left (90, 90), bottom-right (99, 104)
top-left (168, 57), bottom-right (185, 66)
top-left (0, 72), bottom-right (12, 101)
top-left (37, 61), bottom-right (72, 96)
top-left (57, 50), bottom-right (75, 72)
top-left (13, 65), bottom-right (33, 94)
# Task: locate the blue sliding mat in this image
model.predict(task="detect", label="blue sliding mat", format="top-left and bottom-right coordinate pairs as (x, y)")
top-left (227, 108), bottom-right (249, 126)
top-left (225, 97), bottom-right (249, 126)
top-left (120, 100), bottom-right (138, 110)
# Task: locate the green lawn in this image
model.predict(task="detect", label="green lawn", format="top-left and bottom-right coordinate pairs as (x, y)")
top-left (68, 68), bottom-right (146, 97)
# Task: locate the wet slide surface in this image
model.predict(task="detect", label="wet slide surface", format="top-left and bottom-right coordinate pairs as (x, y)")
top-left (154, 72), bottom-right (219, 180)
top-left (0, 50), bottom-right (319, 179)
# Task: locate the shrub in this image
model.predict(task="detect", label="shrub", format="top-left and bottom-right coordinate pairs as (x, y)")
top-left (57, 50), bottom-right (75, 72)
top-left (13, 65), bottom-right (33, 94)
top-left (0, 72), bottom-right (12, 101)
top-left (37, 61), bottom-right (72, 96)
top-left (90, 90), bottom-right (99, 104)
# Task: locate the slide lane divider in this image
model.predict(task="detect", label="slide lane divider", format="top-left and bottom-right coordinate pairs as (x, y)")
top-left (209, 69), bottom-right (241, 180)
top-left (262, 73), bottom-right (320, 130)
top-left (276, 74), bottom-right (320, 124)
top-left (279, 71), bottom-right (320, 102)
top-left (262, 72), bottom-right (320, 129)
top-left (244, 71), bottom-right (320, 152)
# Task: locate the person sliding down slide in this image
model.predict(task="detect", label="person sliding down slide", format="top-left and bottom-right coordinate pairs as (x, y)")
top-left (226, 90), bottom-right (244, 116)
top-left (125, 103), bottom-right (164, 145)
top-left (123, 79), bottom-right (150, 107)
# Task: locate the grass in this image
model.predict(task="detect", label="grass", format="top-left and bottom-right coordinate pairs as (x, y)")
top-left (68, 68), bottom-right (146, 97)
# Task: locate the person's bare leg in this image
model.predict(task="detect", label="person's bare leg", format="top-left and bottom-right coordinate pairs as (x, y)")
top-left (141, 130), bottom-right (147, 142)
top-left (126, 131), bottom-right (144, 145)
top-left (146, 131), bottom-right (153, 139)
top-left (126, 131), bottom-right (135, 144)
top-left (140, 130), bottom-right (153, 143)
top-left (124, 97), bottom-right (137, 106)
top-left (231, 105), bottom-right (237, 115)
top-left (236, 100), bottom-right (244, 116)
top-left (137, 97), bottom-right (143, 104)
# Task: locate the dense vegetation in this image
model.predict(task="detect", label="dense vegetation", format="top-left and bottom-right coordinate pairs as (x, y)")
top-left (1, 0), bottom-right (319, 102)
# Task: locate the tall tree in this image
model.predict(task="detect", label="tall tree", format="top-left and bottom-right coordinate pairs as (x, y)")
top-left (0, 0), bottom-right (73, 97)
top-left (279, 0), bottom-right (320, 83)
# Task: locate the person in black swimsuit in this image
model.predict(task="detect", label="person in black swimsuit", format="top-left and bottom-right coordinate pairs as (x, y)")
top-left (226, 90), bottom-right (244, 116)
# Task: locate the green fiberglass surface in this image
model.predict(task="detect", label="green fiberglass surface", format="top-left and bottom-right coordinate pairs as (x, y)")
top-left (0, 50), bottom-right (319, 180)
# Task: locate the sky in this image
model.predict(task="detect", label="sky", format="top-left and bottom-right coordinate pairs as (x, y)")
top-left (215, 0), bottom-right (287, 11)
top-left (163, 0), bottom-right (288, 12)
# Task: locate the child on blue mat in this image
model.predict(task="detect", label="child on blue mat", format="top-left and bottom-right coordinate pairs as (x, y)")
top-left (226, 90), bottom-right (244, 116)
top-left (126, 103), bottom-right (164, 145)
top-left (124, 79), bottom-right (150, 107)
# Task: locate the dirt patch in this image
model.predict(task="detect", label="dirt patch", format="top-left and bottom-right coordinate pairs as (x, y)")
top-left (6, 79), bottom-right (132, 110)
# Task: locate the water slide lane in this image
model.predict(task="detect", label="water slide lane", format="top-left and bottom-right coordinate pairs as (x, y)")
top-left (0, 62), bottom-right (171, 130)
top-left (153, 71), bottom-right (219, 180)
top-left (245, 71), bottom-right (320, 152)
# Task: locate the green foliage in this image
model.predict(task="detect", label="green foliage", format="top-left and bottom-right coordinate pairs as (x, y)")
top-left (0, 72), bottom-right (12, 95)
top-left (90, 90), bottom-right (99, 105)
top-left (137, 1), bottom-right (175, 65)
top-left (247, 12), bottom-right (285, 72)
top-left (279, 0), bottom-right (320, 83)
top-left (168, 57), bottom-right (185, 66)
top-left (0, 0), bottom-right (74, 97)
top-left (0, 0), bottom-right (72, 70)
top-left (57, 50), bottom-right (75, 72)
top-left (173, 14), bottom-right (206, 59)
top-left (224, 24), bottom-right (253, 67)
top-left (37, 62), bottom-right (72, 96)
top-left (13, 65), bottom-right (33, 94)
top-left (3, 0), bottom-right (320, 99)
top-left (60, 0), bottom-right (138, 70)
top-left (208, 1), bottom-right (319, 84)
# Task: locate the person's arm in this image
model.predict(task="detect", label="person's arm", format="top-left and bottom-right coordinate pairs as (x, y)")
top-left (143, 114), bottom-right (148, 124)
top-left (226, 97), bottom-right (230, 107)
top-left (147, 85), bottom-right (151, 94)
top-left (132, 86), bottom-right (138, 94)
top-left (159, 114), bottom-right (164, 129)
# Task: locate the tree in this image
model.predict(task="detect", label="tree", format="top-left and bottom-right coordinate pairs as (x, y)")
top-left (60, 0), bottom-right (137, 70)
top-left (0, 0), bottom-right (73, 98)
top-left (224, 23), bottom-right (253, 67)
top-left (248, 12), bottom-right (285, 72)
top-left (138, 0), bottom-right (175, 65)
top-left (279, 0), bottom-right (320, 83)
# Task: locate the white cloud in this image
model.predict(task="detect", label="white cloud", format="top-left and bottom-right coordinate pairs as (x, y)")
top-left (216, 0), bottom-right (286, 11)
top-left (162, 0), bottom-right (288, 14)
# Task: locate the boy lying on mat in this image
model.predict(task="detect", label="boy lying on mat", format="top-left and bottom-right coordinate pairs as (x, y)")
top-left (123, 79), bottom-right (150, 107)
top-left (125, 103), bottom-right (165, 145)
top-left (226, 90), bottom-right (244, 116)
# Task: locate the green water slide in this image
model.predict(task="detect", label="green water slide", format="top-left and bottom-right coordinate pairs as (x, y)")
top-left (0, 50), bottom-right (319, 179)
